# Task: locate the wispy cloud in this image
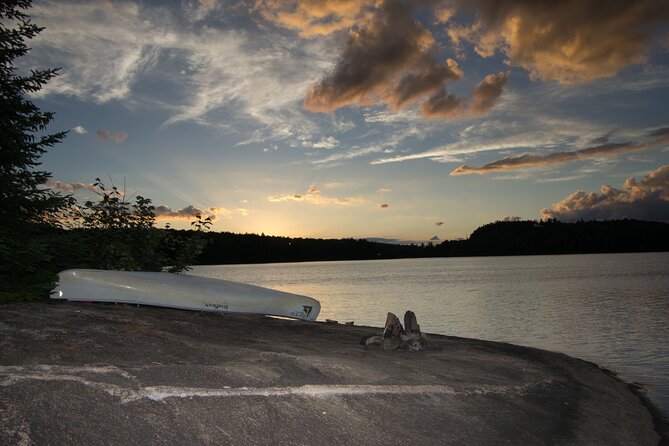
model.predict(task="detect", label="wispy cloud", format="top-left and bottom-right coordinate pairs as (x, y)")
top-left (370, 114), bottom-right (610, 166)
top-left (371, 138), bottom-right (546, 165)
top-left (312, 144), bottom-right (386, 165)
top-left (304, 136), bottom-right (339, 149)
top-left (96, 129), bottom-right (128, 144)
top-left (450, 127), bottom-right (669, 175)
top-left (268, 188), bottom-right (364, 206)
top-left (46, 180), bottom-right (95, 193)
top-left (541, 165), bottom-right (669, 222)
top-left (28, 0), bottom-right (333, 145)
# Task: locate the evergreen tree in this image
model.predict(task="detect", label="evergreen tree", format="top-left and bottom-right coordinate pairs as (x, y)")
top-left (1, 0), bottom-right (68, 300)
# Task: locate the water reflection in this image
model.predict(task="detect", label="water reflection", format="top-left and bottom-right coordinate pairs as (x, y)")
top-left (191, 252), bottom-right (669, 416)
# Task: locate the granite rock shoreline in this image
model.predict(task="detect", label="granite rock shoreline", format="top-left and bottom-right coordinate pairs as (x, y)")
top-left (1, 301), bottom-right (666, 445)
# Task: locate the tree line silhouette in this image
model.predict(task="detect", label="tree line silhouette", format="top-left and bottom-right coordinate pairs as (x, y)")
top-left (181, 219), bottom-right (669, 265)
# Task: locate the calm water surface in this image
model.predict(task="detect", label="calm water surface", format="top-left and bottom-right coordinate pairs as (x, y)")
top-left (190, 252), bottom-right (669, 415)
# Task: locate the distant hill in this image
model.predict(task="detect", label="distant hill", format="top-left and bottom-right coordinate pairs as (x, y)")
top-left (435, 219), bottom-right (669, 257)
top-left (192, 219), bottom-right (669, 264)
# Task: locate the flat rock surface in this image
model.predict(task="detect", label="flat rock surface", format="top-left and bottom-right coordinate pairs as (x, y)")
top-left (0, 302), bottom-right (664, 445)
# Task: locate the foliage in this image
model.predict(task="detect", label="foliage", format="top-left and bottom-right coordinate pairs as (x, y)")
top-left (0, 0), bottom-right (69, 301)
top-left (76, 178), bottom-right (211, 273)
top-left (75, 178), bottom-right (163, 271)
top-left (160, 213), bottom-right (212, 273)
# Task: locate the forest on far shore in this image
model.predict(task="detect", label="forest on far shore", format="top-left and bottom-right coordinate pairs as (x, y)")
top-left (185, 219), bottom-right (669, 265)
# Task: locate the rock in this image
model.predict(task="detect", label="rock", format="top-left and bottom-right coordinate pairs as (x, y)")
top-left (0, 302), bottom-right (663, 446)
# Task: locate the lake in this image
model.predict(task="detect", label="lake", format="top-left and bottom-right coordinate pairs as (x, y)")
top-left (190, 252), bottom-right (669, 416)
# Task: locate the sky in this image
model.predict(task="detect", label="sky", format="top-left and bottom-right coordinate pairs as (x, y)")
top-left (20, 0), bottom-right (669, 242)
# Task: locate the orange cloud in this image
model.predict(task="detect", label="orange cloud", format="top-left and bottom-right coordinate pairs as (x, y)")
top-left (260, 1), bottom-right (517, 119)
top-left (451, 127), bottom-right (669, 176)
top-left (303, 0), bottom-right (463, 114)
top-left (255, 0), bottom-right (376, 38)
top-left (448, 0), bottom-right (669, 83)
top-left (268, 188), bottom-right (364, 205)
top-left (541, 165), bottom-right (669, 222)
top-left (469, 71), bottom-right (510, 115)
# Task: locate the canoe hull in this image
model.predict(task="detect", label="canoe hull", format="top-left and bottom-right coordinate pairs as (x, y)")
top-left (50, 269), bottom-right (320, 321)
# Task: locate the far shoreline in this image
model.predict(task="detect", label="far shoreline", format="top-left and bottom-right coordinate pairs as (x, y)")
top-left (191, 249), bottom-right (669, 267)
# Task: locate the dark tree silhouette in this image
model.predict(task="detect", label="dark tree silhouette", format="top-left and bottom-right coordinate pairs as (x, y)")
top-left (1, 0), bottom-right (68, 300)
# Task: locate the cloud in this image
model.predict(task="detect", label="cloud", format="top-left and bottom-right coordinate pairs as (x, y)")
top-left (450, 127), bottom-right (669, 176)
top-left (540, 165), bottom-right (669, 222)
top-left (420, 89), bottom-right (463, 118)
top-left (198, 0), bottom-right (217, 9)
top-left (420, 71), bottom-right (510, 119)
top-left (448, 0), bottom-right (669, 83)
top-left (371, 116), bottom-right (616, 166)
top-left (72, 125), bottom-right (87, 134)
top-left (311, 144), bottom-right (386, 165)
top-left (154, 205), bottom-right (207, 220)
top-left (262, 2), bottom-right (507, 120)
top-left (154, 205), bottom-right (229, 222)
top-left (379, 203), bottom-right (389, 209)
top-left (46, 180), bottom-right (95, 193)
top-left (268, 188), bottom-right (364, 205)
top-left (255, 0), bottom-right (376, 38)
top-left (435, 221), bottom-right (444, 226)
top-left (303, 0), bottom-right (464, 114)
top-left (27, 1), bottom-right (332, 146)
top-left (430, 235), bottom-right (440, 241)
top-left (390, 58), bottom-right (463, 110)
top-left (96, 129), bottom-right (128, 144)
top-left (305, 136), bottom-right (339, 149)
top-left (469, 71), bottom-right (510, 116)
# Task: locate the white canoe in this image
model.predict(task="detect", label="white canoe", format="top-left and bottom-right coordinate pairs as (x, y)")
top-left (51, 269), bottom-right (320, 321)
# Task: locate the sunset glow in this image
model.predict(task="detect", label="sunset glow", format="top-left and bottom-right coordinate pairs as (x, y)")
top-left (26, 0), bottom-right (669, 241)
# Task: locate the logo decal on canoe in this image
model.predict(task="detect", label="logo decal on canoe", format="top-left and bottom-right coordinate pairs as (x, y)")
top-left (302, 306), bottom-right (313, 317)
top-left (205, 303), bottom-right (229, 310)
